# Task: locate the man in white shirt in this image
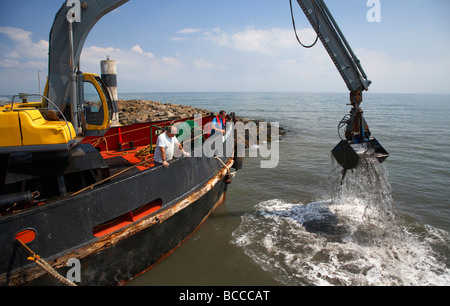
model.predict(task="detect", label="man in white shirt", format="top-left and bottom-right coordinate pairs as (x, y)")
top-left (154, 126), bottom-right (189, 168)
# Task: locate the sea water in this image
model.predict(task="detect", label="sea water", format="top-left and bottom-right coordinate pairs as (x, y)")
top-left (117, 92), bottom-right (449, 286)
top-left (233, 158), bottom-right (449, 285)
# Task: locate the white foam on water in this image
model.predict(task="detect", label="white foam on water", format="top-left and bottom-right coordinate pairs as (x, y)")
top-left (232, 158), bottom-right (450, 286)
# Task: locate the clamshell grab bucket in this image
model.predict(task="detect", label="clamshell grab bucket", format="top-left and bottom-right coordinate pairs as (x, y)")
top-left (332, 138), bottom-right (389, 170)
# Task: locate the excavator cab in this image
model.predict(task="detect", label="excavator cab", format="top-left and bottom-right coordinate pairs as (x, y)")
top-left (0, 73), bottom-right (112, 154)
top-left (42, 72), bottom-right (113, 137)
top-left (81, 73), bottom-right (113, 136)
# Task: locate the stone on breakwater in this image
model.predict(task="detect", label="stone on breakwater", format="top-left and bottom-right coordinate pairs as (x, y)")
top-left (118, 99), bottom-right (285, 148)
top-left (118, 99), bottom-right (211, 125)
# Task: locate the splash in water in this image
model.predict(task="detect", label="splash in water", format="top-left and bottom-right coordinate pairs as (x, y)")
top-left (232, 158), bottom-right (450, 286)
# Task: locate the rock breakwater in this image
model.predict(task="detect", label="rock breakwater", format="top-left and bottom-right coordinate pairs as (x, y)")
top-left (118, 99), bottom-right (285, 148)
top-left (118, 99), bottom-right (211, 124)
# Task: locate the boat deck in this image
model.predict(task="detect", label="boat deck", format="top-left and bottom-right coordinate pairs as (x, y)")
top-left (101, 146), bottom-right (155, 171)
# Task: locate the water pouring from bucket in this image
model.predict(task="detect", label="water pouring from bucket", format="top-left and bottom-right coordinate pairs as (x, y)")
top-left (331, 92), bottom-right (389, 180)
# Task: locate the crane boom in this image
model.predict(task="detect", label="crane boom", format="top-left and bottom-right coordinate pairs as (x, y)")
top-left (295, 0), bottom-right (371, 93)
top-left (293, 0), bottom-right (388, 173)
top-left (47, 0), bottom-right (130, 133)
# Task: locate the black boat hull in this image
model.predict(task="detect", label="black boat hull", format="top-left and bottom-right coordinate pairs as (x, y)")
top-left (0, 155), bottom-right (233, 286)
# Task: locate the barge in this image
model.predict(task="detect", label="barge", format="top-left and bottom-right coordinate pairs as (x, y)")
top-left (0, 0), bottom-right (239, 286)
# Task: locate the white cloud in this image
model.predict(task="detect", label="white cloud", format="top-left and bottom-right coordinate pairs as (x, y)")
top-left (5, 50), bottom-right (20, 59)
top-left (1, 24), bottom-right (448, 94)
top-left (201, 27), bottom-right (315, 56)
top-left (169, 37), bottom-right (186, 42)
top-left (193, 59), bottom-right (214, 70)
top-left (131, 45), bottom-right (155, 58)
top-left (357, 48), bottom-right (450, 93)
top-left (177, 28), bottom-right (202, 35)
top-left (171, 28), bottom-right (203, 41)
top-left (162, 57), bottom-right (178, 65)
top-left (78, 44), bottom-right (182, 92)
top-left (83, 45), bottom-right (122, 59)
top-left (0, 26), bottom-right (49, 93)
top-left (0, 26), bottom-right (33, 45)
top-left (0, 26), bottom-right (48, 60)
top-left (193, 59), bottom-right (226, 70)
top-left (0, 59), bottom-right (20, 68)
top-left (63, 26), bottom-right (341, 92)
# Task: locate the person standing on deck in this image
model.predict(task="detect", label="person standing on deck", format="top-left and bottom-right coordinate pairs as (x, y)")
top-left (154, 126), bottom-right (189, 168)
top-left (210, 110), bottom-right (227, 136)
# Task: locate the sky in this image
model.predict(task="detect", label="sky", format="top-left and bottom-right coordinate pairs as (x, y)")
top-left (0, 0), bottom-right (449, 95)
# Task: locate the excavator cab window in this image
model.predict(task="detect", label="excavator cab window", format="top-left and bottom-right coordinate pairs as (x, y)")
top-left (95, 76), bottom-right (114, 124)
top-left (83, 73), bottom-right (112, 135)
top-left (84, 80), bottom-right (104, 125)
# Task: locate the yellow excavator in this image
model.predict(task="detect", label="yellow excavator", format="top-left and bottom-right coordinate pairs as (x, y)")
top-left (0, 0), bottom-right (121, 154)
top-left (0, 72), bottom-right (111, 154)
